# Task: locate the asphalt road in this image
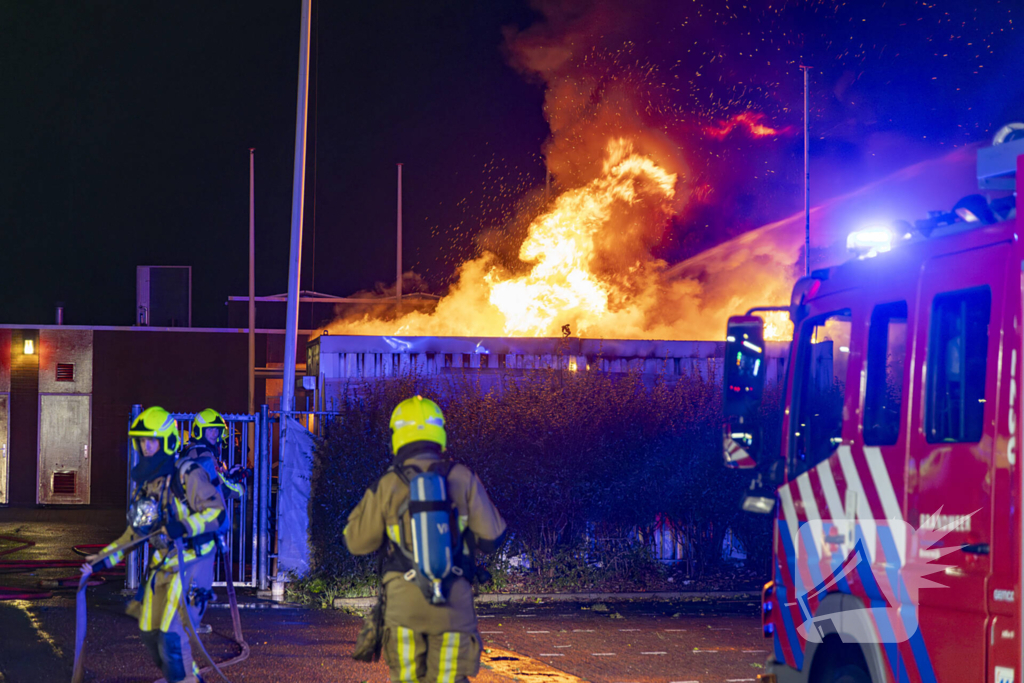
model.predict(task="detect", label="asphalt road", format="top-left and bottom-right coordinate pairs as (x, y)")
top-left (474, 599), bottom-right (768, 683)
top-left (1, 510), bottom-right (767, 683)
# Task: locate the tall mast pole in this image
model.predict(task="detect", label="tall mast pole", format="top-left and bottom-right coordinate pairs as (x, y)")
top-left (281, 0), bottom-right (312, 418)
top-left (248, 148), bottom-right (256, 416)
top-left (802, 65), bottom-right (811, 277)
top-left (397, 163), bottom-right (403, 302)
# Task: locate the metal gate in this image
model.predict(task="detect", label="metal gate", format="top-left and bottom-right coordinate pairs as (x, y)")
top-left (125, 406), bottom-right (273, 590)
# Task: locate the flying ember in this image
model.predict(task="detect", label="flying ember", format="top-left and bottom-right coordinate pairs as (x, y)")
top-left (705, 111), bottom-right (792, 141)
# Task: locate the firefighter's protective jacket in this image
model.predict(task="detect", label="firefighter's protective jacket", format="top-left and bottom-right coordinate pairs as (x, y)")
top-left (344, 450), bottom-right (507, 634)
top-left (94, 463), bottom-right (225, 682)
top-left (95, 464), bottom-right (226, 573)
top-left (181, 441), bottom-right (245, 501)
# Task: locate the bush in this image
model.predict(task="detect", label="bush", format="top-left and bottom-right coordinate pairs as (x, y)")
top-left (306, 364), bottom-right (782, 595)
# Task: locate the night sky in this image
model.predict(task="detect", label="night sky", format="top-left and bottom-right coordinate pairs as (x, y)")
top-left (2, 0), bottom-right (1021, 328)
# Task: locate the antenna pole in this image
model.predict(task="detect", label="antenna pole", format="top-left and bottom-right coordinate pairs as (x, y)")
top-left (248, 148), bottom-right (256, 416)
top-left (397, 163), bottom-right (403, 303)
top-left (802, 65), bottom-right (811, 277)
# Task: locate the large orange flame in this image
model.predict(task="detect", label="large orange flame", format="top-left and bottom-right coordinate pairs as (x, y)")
top-left (327, 137), bottom-right (795, 341)
top-left (762, 311), bottom-right (793, 342)
top-left (487, 139), bottom-right (677, 336)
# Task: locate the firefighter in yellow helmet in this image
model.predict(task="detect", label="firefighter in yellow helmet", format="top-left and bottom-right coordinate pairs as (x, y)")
top-left (81, 407), bottom-right (225, 683)
top-left (179, 409), bottom-right (246, 632)
top-left (344, 396), bottom-right (508, 683)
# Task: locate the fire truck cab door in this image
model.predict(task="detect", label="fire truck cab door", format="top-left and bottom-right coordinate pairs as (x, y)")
top-left (906, 241), bottom-right (1009, 682)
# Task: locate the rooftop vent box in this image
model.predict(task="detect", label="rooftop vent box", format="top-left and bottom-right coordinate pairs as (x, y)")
top-left (977, 123), bottom-right (1024, 191)
top-left (137, 266), bottom-right (191, 327)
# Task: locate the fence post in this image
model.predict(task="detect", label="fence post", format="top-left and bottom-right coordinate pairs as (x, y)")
top-left (258, 404), bottom-right (271, 590)
top-left (125, 404), bottom-right (143, 591)
top-left (248, 417), bottom-right (258, 588)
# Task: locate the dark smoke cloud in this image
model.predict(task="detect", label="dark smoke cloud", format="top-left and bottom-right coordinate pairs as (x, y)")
top-left (503, 0), bottom-right (1023, 263)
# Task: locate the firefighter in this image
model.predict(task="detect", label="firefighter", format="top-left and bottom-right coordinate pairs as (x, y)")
top-left (344, 396), bottom-right (508, 683)
top-left (82, 407), bottom-right (225, 683)
top-left (179, 409), bottom-right (245, 631)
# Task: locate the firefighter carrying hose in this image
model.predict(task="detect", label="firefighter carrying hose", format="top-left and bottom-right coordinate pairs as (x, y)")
top-left (179, 408), bottom-right (246, 633)
top-left (345, 396), bottom-right (508, 683)
top-left (82, 407), bottom-right (225, 683)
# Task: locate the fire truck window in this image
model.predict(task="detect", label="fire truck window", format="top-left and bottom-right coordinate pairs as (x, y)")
top-left (864, 301), bottom-right (908, 445)
top-left (792, 311), bottom-right (852, 474)
top-left (926, 287), bottom-right (991, 443)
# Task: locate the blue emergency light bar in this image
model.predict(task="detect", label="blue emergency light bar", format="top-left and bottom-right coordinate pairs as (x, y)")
top-left (846, 226), bottom-right (894, 257)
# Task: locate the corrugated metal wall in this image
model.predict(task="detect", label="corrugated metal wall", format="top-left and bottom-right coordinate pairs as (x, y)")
top-left (307, 335), bottom-right (790, 410)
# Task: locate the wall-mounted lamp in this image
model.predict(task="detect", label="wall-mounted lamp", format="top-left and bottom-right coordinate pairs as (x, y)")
top-left (24, 339), bottom-right (35, 355)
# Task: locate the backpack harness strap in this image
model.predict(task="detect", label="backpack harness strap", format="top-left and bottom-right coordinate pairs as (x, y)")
top-left (379, 459), bottom-right (469, 601)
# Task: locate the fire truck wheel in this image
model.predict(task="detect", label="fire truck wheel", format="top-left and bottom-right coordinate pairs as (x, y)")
top-left (829, 664), bottom-right (871, 683)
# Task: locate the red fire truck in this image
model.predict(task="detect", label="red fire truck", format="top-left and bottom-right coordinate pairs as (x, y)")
top-left (722, 129), bottom-right (1023, 683)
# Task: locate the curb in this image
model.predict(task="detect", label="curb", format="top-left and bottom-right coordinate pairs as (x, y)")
top-left (333, 590), bottom-right (758, 610)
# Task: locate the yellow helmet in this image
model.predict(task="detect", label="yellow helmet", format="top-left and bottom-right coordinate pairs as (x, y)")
top-left (390, 396), bottom-right (446, 454)
top-left (129, 406), bottom-right (181, 457)
top-left (191, 408), bottom-right (228, 446)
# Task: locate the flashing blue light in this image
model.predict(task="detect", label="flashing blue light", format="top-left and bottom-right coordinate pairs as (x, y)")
top-left (846, 225), bottom-right (894, 256)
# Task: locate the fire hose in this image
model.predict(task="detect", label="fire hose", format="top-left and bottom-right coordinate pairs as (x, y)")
top-left (0, 535), bottom-right (114, 600)
top-left (71, 534), bottom-right (250, 683)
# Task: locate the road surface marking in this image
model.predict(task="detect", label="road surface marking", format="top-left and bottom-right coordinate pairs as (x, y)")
top-left (692, 649), bottom-right (719, 653)
top-left (619, 628), bottom-right (640, 632)
top-left (743, 649), bottom-right (768, 653)
top-left (539, 654), bottom-right (564, 657)
top-left (726, 679), bottom-right (756, 682)
top-left (479, 615), bottom-right (496, 618)
top-left (591, 653), bottom-right (616, 656)
top-left (527, 631), bottom-right (550, 634)
top-left (481, 631), bottom-right (504, 634)
top-left (480, 647), bottom-right (585, 683)
top-left (554, 645), bottom-right (572, 648)
top-left (664, 629), bottom-right (688, 632)
top-left (573, 629), bottom-right (595, 633)
top-left (641, 652), bottom-right (667, 655)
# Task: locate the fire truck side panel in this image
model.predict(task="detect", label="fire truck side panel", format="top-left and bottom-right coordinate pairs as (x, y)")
top-left (907, 241), bottom-right (1010, 682)
top-left (768, 227), bottom-right (1022, 683)
top-left (983, 243), bottom-right (1022, 683)
top-left (773, 287), bottom-right (903, 680)
top-left (764, 150), bottom-right (1022, 682)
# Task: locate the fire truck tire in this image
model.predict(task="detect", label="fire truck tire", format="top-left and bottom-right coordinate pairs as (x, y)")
top-left (809, 636), bottom-right (873, 683)
top-left (829, 664), bottom-right (871, 683)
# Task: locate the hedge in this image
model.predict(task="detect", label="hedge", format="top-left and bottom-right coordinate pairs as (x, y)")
top-left (303, 364), bottom-right (780, 598)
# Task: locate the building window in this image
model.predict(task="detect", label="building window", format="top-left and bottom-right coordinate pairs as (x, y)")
top-left (56, 363), bottom-right (75, 382)
top-left (864, 302), bottom-right (908, 445)
top-left (792, 310), bottom-right (852, 474)
top-left (926, 287), bottom-right (991, 443)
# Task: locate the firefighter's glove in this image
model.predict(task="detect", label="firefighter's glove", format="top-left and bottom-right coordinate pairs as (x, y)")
top-left (225, 464), bottom-right (247, 483)
top-left (164, 518), bottom-right (188, 539)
